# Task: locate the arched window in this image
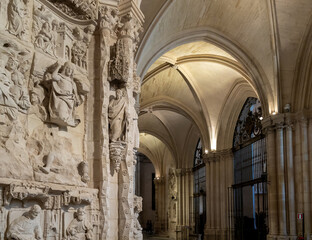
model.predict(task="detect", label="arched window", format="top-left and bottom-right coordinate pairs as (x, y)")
top-left (232, 97), bottom-right (268, 240)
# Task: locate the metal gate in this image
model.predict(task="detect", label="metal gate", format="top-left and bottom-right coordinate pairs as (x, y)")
top-left (230, 138), bottom-right (268, 240)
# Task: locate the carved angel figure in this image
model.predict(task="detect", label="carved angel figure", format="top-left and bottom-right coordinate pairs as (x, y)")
top-left (108, 89), bottom-right (128, 142)
top-left (6, 0), bottom-right (27, 39)
top-left (44, 61), bottom-right (80, 127)
top-left (66, 208), bottom-right (93, 240)
top-left (6, 204), bottom-right (42, 240)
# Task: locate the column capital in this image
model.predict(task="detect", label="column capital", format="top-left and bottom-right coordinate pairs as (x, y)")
top-left (153, 176), bottom-right (165, 185)
top-left (203, 152), bottom-right (220, 164)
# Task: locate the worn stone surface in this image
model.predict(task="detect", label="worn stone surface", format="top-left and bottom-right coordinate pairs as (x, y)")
top-left (0, 0), bottom-right (143, 239)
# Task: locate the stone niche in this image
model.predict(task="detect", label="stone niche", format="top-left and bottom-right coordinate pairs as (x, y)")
top-left (0, 0), bottom-right (100, 239)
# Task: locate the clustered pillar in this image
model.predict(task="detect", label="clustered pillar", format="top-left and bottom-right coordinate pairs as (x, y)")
top-left (263, 113), bottom-right (312, 240)
top-left (203, 150), bottom-right (233, 240)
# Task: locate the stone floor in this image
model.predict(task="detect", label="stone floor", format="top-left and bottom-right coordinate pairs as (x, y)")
top-left (143, 232), bottom-right (170, 240)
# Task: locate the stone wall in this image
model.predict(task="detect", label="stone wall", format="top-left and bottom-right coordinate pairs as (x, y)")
top-left (0, 0), bottom-right (144, 239)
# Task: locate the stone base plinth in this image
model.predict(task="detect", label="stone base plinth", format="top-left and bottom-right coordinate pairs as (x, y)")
top-left (204, 228), bottom-right (229, 240)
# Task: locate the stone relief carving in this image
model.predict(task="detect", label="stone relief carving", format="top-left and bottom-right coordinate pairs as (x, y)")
top-left (34, 20), bottom-right (59, 57)
top-left (4, 183), bottom-right (50, 206)
top-left (99, 6), bottom-right (119, 39)
top-left (42, 61), bottom-right (81, 127)
top-left (66, 208), bottom-right (93, 240)
top-left (108, 13), bottom-right (143, 84)
top-left (6, 204), bottom-right (43, 240)
top-left (71, 26), bottom-right (95, 70)
top-left (29, 126), bottom-right (86, 185)
top-left (108, 89), bottom-right (128, 142)
top-left (48, 0), bottom-right (97, 20)
top-left (0, 51), bottom-right (31, 121)
top-left (6, 0), bottom-right (30, 40)
top-left (39, 152), bottom-right (60, 174)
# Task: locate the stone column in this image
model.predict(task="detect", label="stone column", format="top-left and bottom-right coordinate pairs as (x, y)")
top-left (203, 154), bottom-right (211, 231)
top-left (176, 169), bottom-right (183, 239)
top-left (265, 125), bottom-right (278, 238)
top-left (301, 118), bottom-right (310, 240)
top-left (204, 152), bottom-right (221, 240)
top-left (276, 124), bottom-right (287, 236)
top-left (154, 177), bottom-right (164, 233)
top-left (98, 5), bottom-right (119, 238)
top-left (112, 1), bottom-right (143, 239)
top-left (286, 123), bottom-right (296, 237)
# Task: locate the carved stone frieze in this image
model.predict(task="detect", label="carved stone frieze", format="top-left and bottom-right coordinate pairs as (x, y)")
top-left (3, 183), bottom-right (50, 206)
top-left (0, 181), bottom-right (98, 208)
top-left (47, 0), bottom-right (98, 20)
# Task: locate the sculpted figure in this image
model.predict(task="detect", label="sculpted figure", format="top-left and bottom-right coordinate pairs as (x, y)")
top-left (0, 72), bottom-right (18, 120)
top-left (6, 0), bottom-right (27, 39)
top-left (6, 204), bottom-right (42, 240)
top-left (45, 61), bottom-right (80, 127)
top-left (0, 57), bottom-right (30, 120)
top-left (66, 208), bottom-right (93, 240)
top-left (9, 60), bottom-right (31, 113)
top-left (108, 89), bottom-right (128, 142)
top-left (34, 20), bottom-right (58, 56)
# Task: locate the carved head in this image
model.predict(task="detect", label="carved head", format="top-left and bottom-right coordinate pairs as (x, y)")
top-left (84, 25), bottom-right (95, 35)
top-left (42, 21), bottom-right (51, 31)
top-left (116, 89), bottom-right (123, 99)
top-left (28, 204), bottom-right (41, 220)
top-left (63, 62), bottom-right (75, 78)
top-left (75, 208), bottom-right (85, 221)
top-left (5, 57), bottom-right (18, 71)
top-left (51, 19), bottom-right (59, 30)
top-left (0, 73), bottom-right (10, 86)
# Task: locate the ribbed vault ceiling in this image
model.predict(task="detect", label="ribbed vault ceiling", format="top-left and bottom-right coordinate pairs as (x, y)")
top-left (137, 0), bottom-right (312, 170)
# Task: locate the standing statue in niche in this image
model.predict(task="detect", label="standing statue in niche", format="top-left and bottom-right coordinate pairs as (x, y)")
top-left (6, 0), bottom-right (28, 39)
top-left (6, 204), bottom-right (42, 240)
top-left (44, 61), bottom-right (80, 127)
top-left (66, 208), bottom-right (93, 240)
top-left (108, 89), bottom-right (128, 142)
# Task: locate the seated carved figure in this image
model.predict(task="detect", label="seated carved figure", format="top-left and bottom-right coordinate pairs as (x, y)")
top-left (6, 204), bottom-right (42, 240)
top-left (66, 208), bottom-right (93, 240)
